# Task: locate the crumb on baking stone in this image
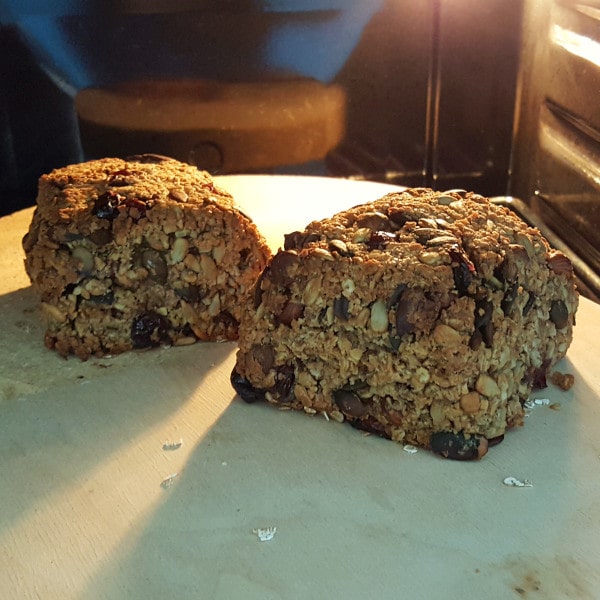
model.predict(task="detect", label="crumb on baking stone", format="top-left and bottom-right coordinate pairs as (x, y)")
top-left (550, 371), bottom-right (575, 391)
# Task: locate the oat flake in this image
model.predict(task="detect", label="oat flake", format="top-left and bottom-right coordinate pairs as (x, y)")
top-left (503, 476), bottom-right (533, 488)
top-left (253, 527), bottom-right (277, 542)
top-left (161, 473), bottom-right (178, 489)
top-left (162, 438), bottom-right (183, 451)
top-left (403, 444), bottom-right (418, 454)
top-left (524, 398), bottom-right (551, 410)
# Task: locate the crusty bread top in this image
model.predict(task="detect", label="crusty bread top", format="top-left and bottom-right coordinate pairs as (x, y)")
top-left (34, 155), bottom-right (235, 221)
top-left (281, 187), bottom-right (559, 285)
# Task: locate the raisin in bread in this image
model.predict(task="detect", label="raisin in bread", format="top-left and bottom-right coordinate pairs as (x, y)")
top-left (22, 155), bottom-right (271, 359)
top-left (231, 187), bottom-right (578, 459)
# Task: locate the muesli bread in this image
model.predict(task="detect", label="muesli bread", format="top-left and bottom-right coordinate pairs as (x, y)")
top-left (23, 155), bottom-right (270, 359)
top-left (231, 187), bottom-right (579, 459)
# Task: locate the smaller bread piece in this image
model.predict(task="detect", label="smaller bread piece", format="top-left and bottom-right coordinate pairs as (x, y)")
top-left (231, 187), bottom-right (579, 460)
top-left (22, 155), bottom-right (271, 359)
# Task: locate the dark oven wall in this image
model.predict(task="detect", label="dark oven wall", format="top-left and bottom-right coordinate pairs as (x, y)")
top-left (330, 0), bottom-right (522, 197)
top-left (0, 25), bottom-right (83, 217)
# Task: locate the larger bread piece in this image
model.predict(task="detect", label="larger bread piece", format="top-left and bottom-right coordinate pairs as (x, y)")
top-left (231, 187), bottom-right (579, 459)
top-left (23, 155), bottom-right (271, 359)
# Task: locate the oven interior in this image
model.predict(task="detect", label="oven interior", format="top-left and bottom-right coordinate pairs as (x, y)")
top-left (1, 0), bottom-right (598, 300)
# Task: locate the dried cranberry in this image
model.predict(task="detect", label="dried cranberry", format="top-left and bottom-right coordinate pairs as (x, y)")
top-left (93, 191), bottom-right (122, 221)
top-left (230, 368), bottom-right (266, 403)
top-left (473, 299), bottom-right (494, 348)
top-left (533, 369), bottom-right (547, 389)
top-left (201, 180), bottom-right (217, 194)
top-left (430, 431), bottom-right (488, 460)
top-left (522, 360), bottom-right (550, 391)
top-left (532, 359), bottom-right (551, 390)
top-left (388, 284), bottom-right (408, 308)
top-left (469, 329), bottom-right (483, 350)
top-left (333, 296), bottom-right (350, 321)
top-left (449, 245), bottom-right (476, 296)
top-left (130, 311), bottom-right (170, 348)
top-left (501, 283), bottom-right (519, 316)
top-left (62, 283), bottom-right (77, 297)
top-left (253, 266), bottom-right (270, 308)
top-left (108, 169), bottom-right (132, 186)
top-left (274, 365), bottom-right (295, 401)
top-left (494, 254), bottom-right (519, 285)
top-left (366, 230), bottom-right (396, 251)
top-left (483, 322), bottom-right (496, 347)
top-left (522, 292), bottom-right (536, 316)
top-left (238, 248), bottom-right (250, 264)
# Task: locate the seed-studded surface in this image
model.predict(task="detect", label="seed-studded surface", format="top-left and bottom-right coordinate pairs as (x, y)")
top-left (22, 155), bottom-right (271, 359)
top-left (232, 188), bottom-right (579, 459)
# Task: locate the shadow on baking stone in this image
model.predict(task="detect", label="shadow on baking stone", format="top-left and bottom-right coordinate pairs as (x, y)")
top-left (75, 361), bottom-right (592, 600)
top-left (0, 337), bottom-right (235, 571)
